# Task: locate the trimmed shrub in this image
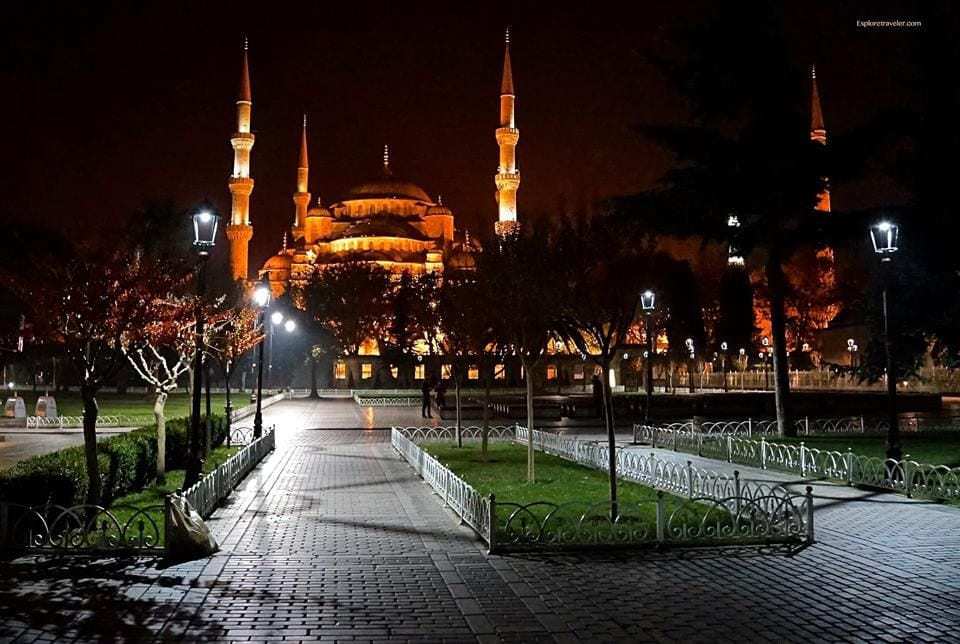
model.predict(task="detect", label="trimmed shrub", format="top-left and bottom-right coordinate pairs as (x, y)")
top-left (0, 414), bottom-right (226, 508)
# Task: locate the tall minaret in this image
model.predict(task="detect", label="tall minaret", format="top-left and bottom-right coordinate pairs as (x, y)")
top-left (225, 37), bottom-right (255, 281)
top-left (810, 64), bottom-right (831, 213)
top-left (292, 114), bottom-right (310, 241)
top-left (494, 27), bottom-right (520, 237)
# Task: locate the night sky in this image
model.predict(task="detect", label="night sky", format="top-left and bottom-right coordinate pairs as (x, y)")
top-left (0, 1), bottom-right (936, 268)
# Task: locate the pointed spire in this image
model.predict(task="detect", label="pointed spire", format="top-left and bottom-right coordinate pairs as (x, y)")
top-left (437, 194), bottom-right (443, 205)
top-left (810, 64), bottom-right (826, 142)
top-left (299, 113), bottom-right (309, 169)
top-left (282, 231), bottom-right (288, 251)
top-left (239, 35), bottom-right (252, 103)
top-left (383, 144), bottom-right (392, 176)
top-left (501, 27), bottom-right (514, 95)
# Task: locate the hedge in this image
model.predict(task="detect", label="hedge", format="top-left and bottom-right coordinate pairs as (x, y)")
top-left (0, 415), bottom-right (228, 507)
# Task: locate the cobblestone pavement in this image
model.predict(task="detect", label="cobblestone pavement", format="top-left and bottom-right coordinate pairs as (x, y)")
top-left (3, 399), bottom-right (960, 642)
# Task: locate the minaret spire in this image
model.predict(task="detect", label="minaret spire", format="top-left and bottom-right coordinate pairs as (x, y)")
top-left (226, 36), bottom-right (255, 281)
top-left (495, 27), bottom-right (520, 237)
top-left (292, 113), bottom-right (311, 240)
top-left (810, 64), bottom-right (831, 213)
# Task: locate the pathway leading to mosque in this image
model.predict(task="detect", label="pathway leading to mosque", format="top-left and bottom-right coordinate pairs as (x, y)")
top-left (3, 398), bottom-right (960, 642)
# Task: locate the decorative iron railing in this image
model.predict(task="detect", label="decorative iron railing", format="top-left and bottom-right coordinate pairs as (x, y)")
top-left (0, 502), bottom-right (165, 553)
top-left (229, 391), bottom-right (287, 422)
top-left (633, 423), bottom-right (960, 500)
top-left (183, 425), bottom-right (276, 518)
top-left (24, 414), bottom-right (156, 429)
top-left (355, 395), bottom-right (420, 407)
top-left (392, 426), bottom-right (812, 553)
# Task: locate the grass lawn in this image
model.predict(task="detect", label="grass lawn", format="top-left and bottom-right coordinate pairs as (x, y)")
top-left (17, 391), bottom-right (232, 419)
top-left (420, 442), bottom-right (715, 545)
top-left (106, 445), bottom-right (240, 546)
top-left (773, 432), bottom-right (960, 467)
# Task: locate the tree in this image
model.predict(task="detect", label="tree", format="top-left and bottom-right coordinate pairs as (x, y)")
top-left (554, 216), bottom-right (647, 518)
top-left (206, 306), bottom-right (263, 439)
top-left (303, 261), bottom-right (391, 383)
top-left (122, 295), bottom-right (195, 481)
top-left (481, 229), bottom-right (556, 482)
top-left (7, 248), bottom-right (183, 505)
top-left (623, 4), bottom-right (850, 435)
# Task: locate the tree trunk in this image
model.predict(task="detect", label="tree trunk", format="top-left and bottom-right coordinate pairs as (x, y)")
top-left (310, 355), bottom-right (319, 398)
top-left (600, 358), bottom-right (619, 520)
top-left (224, 365), bottom-right (233, 447)
top-left (153, 391), bottom-right (168, 482)
top-left (524, 359), bottom-right (535, 483)
top-left (80, 384), bottom-right (102, 506)
top-left (766, 246), bottom-right (795, 437)
top-left (455, 375), bottom-right (462, 448)
top-left (481, 371), bottom-right (491, 462)
top-left (204, 358), bottom-right (212, 457)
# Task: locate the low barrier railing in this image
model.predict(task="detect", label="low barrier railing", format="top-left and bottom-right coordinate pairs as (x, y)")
top-left (355, 394), bottom-right (420, 407)
top-left (230, 391), bottom-right (287, 422)
top-left (393, 426), bottom-right (812, 552)
top-left (638, 415), bottom-right (960, 439)
top-left (633, 423), bottom-right (960, 500)
top-left (25, 414), bottom-right (156, 429)
top-left (183, 425), bottom-right (276, 518)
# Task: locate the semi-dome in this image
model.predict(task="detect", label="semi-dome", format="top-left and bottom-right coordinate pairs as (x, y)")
top-left (334, 216), bottom-right (428, 241)
top-left (263, 252), bottom-right (292, 270)
top-left (344, 177), bottom-right (431, 202)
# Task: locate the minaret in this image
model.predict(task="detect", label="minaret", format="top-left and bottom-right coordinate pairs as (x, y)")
top-left (810, 64), bottom-right (831, 213)
top-left (494, 27), bottom-right (520, 237)
top-left (225, 37), bottom-right (255, 281)
top-left (292, 114), bottom-right (311, 241)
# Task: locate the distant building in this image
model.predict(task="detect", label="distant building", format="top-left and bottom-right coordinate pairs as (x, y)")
top-left (225, 32), bottom-right (520, 295)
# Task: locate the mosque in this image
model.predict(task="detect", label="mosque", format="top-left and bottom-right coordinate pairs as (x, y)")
top-left (224, 33), bottom-right (520, 295)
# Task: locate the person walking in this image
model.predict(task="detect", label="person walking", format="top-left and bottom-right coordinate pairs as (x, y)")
top-left (591, 372), bottom-right (604, 420)
top-left (435, 380), bottom-right (447, 411)
top-left (421, 378), bottom-right (433, 419)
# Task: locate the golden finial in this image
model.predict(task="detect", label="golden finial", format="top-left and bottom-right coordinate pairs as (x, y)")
top-left (383, 144), bottom-right (391, 174)
top-left (243, 34), bottom-right (248, 51)
top-left (303, 112), bottom-right (307, 128)
top-left (505, 26), bottom-right (511, 47)
top-left (437, 194), bottom-right (443, 205)
top-left (811, 64), bottom-right (816, 79)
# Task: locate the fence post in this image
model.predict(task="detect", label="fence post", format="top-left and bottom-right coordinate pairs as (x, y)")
top-left (800, 442), bottom-right (807, 477)
top-left (443, 468), bottom-right (450, 507)
top-left (673, 428), bottom-right (679, 452)
top-left (845, 448), bottom-right (854, 485)
top-left (804, 416), bottom-right (810, 435)
top-left (487, 494), bottom-right (497, 554)
top-left (860, 416), bottom-right (865, 434)
top-left (760, 437), bottom-right (767, 470)
top-left (686, 460), bottom-right (694, 499)
top-left (805, 486), bottom-right (815, 544)
top-left (726, 435), bottom-right (733, 463)
top-left (748, 418), bottom-right (752, 438)
top-left (734, 471), bottom-right (742, 516)
top-left (905, 459), bottom-right (913, 498)
top-left (697, 432), bottom-right (703, 457)
top-left (656, 491), bottom-right (665, 544)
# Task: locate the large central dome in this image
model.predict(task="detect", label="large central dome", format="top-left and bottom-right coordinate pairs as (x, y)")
top-left (344, 177), bottom-right (432, 202)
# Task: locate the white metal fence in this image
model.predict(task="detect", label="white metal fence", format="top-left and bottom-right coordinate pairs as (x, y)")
top-left (633, 423), bottom-right (960, 501)
top-left (182, 426), bottom-right (276, 518)
top-left (24, 414), bottom-right (156, 429)
top-left (393, 426), bottom-right (813, 552)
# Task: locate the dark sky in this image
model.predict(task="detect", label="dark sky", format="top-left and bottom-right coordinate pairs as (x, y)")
top-left (0, 1), bottom-right (937, 268)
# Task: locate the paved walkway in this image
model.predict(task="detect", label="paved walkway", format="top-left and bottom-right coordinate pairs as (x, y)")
top-left (3, 399), bottom-right (960, 642)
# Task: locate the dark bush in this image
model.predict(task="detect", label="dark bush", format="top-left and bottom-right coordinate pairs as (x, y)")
top-left (0, 414), bottom-right (225, 508)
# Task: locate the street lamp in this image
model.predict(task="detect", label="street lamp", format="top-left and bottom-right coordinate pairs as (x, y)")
top-left (761, 337), bottom-right (770, 391)
top-left (871, 220), bottom-right (901, 461)
top-left (639, 289), bottom-right (656, 432)
top-left (847, 338), bottom-right (859, 368)
top-left (720, 341), bottom-right (729, 392)
top-left (252, 281), bottom-right (270, 438)
top-left (184, 204), bottom-right (220, 489)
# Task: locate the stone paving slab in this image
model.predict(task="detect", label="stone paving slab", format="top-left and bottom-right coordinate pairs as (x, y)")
top-left (3, 399), bottom-right (960, 642)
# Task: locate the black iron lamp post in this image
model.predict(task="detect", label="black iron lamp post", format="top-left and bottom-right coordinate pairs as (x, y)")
top-left (640, 289), bottom-right (656, 429)
top-left (252, 281), bottom-right (271, 439)
top-left (870, 220), bottom-right (901, 461)
top-left (720, 341), bottom-right (729, 392)
top-left (184, 204), bottom-right (219, 490)
top-left (761, 336), bottom-right (770, 390)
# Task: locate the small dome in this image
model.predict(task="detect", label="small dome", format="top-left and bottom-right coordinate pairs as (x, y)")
top-left (345, 177), bottom-right (431, 202)
top-left (448, 250), bottom-right (477, 270)
top-left (427, 203), bottom-right (453, 216)
top-left (264, 253), bottom-right (292, 270)
top-left (306, 205), bottom-right (331, 218)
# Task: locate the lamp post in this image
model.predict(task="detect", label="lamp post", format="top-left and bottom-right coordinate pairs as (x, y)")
top-left (870, 220), bottom-right (901, 462)
top-left (720, 341), bottom-right (729, 392)
top-left (761, 336), bottom-right (770, 391)
top-left (640, 290), bottom-right (656, 431)
top-left (252, 281), bottom-right (271, 439)
top-left (268, 310), bottom-right (284, 388)
top-left (184, 204), bottom-right (219, 490)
